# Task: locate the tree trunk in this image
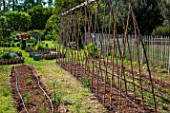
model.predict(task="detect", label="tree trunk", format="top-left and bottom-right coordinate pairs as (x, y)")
top-left (3, 0), bottom-right (6, 13)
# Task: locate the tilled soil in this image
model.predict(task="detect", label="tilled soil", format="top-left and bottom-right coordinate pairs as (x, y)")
top-left (10, 65), bottom-right (58, 113)
top-left (57, 61), bottom-right (153, 113)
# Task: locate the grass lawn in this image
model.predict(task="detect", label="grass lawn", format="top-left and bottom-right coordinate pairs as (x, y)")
top-left (0, 46), bottom-right (106, 113)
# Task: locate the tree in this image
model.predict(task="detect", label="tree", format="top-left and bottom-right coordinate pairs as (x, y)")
top-left (158, 0), bottom-right (170, 26)
top-left (5, 11), bottom-right (31, 31)
top-left (45, 14), bottom-right (59, 40)
top-left (0, 16), bottom-right (6, 40)
top-left (54, 0), bottom-right (84, 14)
top-left (133, 0), bottom-right (163, 35)
top-left (28, 5), bottom-right (53, 30)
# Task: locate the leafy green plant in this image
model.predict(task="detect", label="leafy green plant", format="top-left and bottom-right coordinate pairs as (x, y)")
top-left (26, 38), bottom-right (36, 43)
top-left (0, 53), bottom-right (12, 59)
top-left (44, 34), bottom-right (52, 40)
top-left (35, 89), bottom-right (40, 95)
top-left (26, 77), bottom-right (32, 85)
top-left (24, 92), bottom-right (31, 104)
top-left (52, 80), bottom-right (56, 89)
top-left (85, 43), bottom-right (100, 58)
top-left (69, 41), bottom-right (76, 50)
top-left (37, 45), bottom-right (45, 50)
top-left (152, 26), bottom-right (170, 35)
top-left (82, 75), bottom-right (90, 89)
top-left (51, 91), bottom-right (62, 103)
top-left (160, 68), bottom-right (168, 73)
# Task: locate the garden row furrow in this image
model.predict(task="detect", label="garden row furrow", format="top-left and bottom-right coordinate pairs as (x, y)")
top-left (94, 59), bottom-right (170, 99)
top-left (57, 61), bottom-right (147, 113)
top-left (10, 65), bottom-right (57, 113)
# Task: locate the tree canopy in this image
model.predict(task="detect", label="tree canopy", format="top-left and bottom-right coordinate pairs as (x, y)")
top-left (5, 11), bottom-right (31, 31)
top-left (0, 0), bottom-right (169, 37)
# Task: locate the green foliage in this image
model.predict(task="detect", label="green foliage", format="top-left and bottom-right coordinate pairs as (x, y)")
top-left (160, 67), bottom-right (168, 73)
top-left (133, 0), bottom-right (163, 34)
top-left (55, 0), bottom-right (84, 14)
top-left (26, 77), bottom-right (32, 84)
top-left (44, 34), bottom-right (52, 40)
top-left (28, 29), bottom-right (45, 40)
top-left (0, 52), bottom-right (18, 60)
top-left (0, 53), bottom-right (11, 59)
top-left (26, 37), bottom-right (36, 43)
top-left (10, 31), bottom-right (21, 37)
top-left (158, 0), bottom-right (170, 22)
top-left (28, 5), bottom-right (53, 30)
top-left (24, 92), bottom-right (31, 104)
top-left (5, 11), bottom-right (31, 31)
top-left (85, 43), bottom-right (100, 58)
top-left (52, 91), bottom-right (62, 103)
top-left (152, 26), bottom-right (170, 35)
top-left (69, 41), bottom-right (76, 50)
top-left (45, 14), bottom-right (59, 41)
top-left (45, 14), bottom-right (59, 32)
top-left (82, 76), bottom-right (90, 89)
top-left (36, 89), bottom-right (40, 95)
top-left (37, 45), bottom-right (44, 50)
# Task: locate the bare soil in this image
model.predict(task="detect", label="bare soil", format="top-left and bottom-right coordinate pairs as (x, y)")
top-left (57, 61), bottom-right (154, 113)
top-left (10, 65), bottom-right (58, 113)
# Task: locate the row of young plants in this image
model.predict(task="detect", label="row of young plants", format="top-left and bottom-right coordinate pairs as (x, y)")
top-left (56, 43), bottom-right (170, 112)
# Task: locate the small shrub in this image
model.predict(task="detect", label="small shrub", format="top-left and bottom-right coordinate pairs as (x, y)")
top-left (85, 43), bottom-right (100, 58)
top-left (26, 38), bottom-right (36, 43)
top-left (45, 43), bottom-right (48, 47)
top-left (12, 44), bottom-right (15, 47)
top-left (0, 53), bottom-right (12, 59)
top-left (152, 26), bottom-right (170, 35)
top-left (160, 68), bottom-right (168, 73)
top-left (37, 45), bottom-right (44, 50)
top-left (44, 34), bottom-right (52, 40)
top-left (16, 43), bottom-right (20, 47)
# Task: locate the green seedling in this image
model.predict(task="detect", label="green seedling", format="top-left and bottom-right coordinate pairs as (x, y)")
top-left (52, 80), bottom-right (57, 89)
top-left (26, 77), bottom-right (32, 85)
top-left (35, 89), bottom-right (40, 95)
top-left (51, 91), bottom-right (62, 104)
top-left (24, 92), bottom-right (31, 104)
top-left (82, 75), bottom-right (90, 89)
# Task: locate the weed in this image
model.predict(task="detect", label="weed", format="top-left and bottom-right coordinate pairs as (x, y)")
top-left (35, 89), bottom-right (40, 95)
top-left (162, 105), bottom-right (169, 110)
top-left (26, 77), bottom-right (32, 85)
top-left (160, 68), bottom-right (168, 73)
top-left (52, 80), bottom-right (57, 89)
top-left (52, 91), bottom-right (62, 104)
top-left (82, 75), bottom-right (90, 89)
top-left (2, 88), bottom-right (10, 97)
top-left (24, 92), bottom-right (31, 104)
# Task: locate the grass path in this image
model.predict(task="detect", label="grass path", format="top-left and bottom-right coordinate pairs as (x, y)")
top-left (0, 47), bottom-right (106, 113)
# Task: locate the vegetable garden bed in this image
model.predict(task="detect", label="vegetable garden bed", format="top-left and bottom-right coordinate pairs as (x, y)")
top-left (10, 65), bottom-right (58, 113)
top-left (0, 57), bottom-right (24, 65)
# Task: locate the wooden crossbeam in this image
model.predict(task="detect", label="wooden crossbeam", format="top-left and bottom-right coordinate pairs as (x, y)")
top-left (61, 0), bottom-right (97, 16)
